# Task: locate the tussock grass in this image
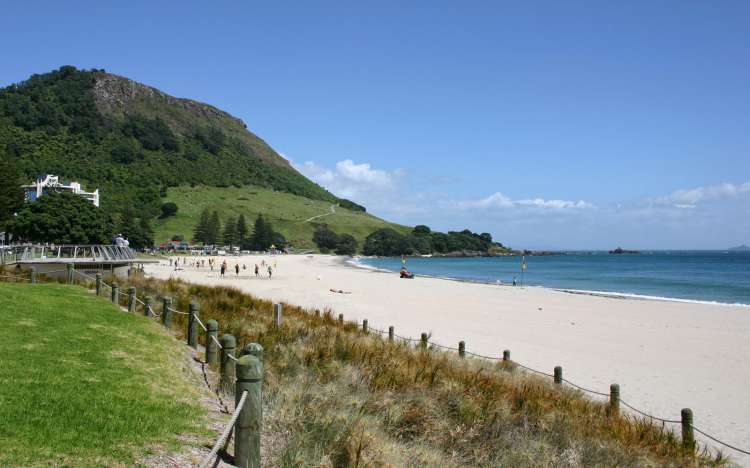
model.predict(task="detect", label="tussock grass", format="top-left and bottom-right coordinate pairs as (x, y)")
top-left (91, 275), bottom-right (731, 466)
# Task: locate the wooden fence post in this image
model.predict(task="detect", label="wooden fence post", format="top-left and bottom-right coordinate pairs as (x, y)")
top-left (162, 296), bottom-right (172, 329)
top-left (95, 273), bottom-right (102, 295)
top-left (338, 313), bottom-right (344, 324)
top-left (206, 319), bottom-right (219, 365)
top-left (273, 303), bottom-right (282, 327)
top-left (128, 287), bottom-right (137, 313)
top-left (67, 263), bottom-right (74, 284)
top-left (111, 283), bottom-right (119, 304)
top-left (144, 296), bottom-right (154, 317)
top-left (420, 333), bottom-right (428, 349)
top-left (554, 366), bottom-right (563, 384)
top-left (220, 334), bottom-right (236, 392)
top-left (188, 301), bottom-right (199, 348)
top-left (235, 344), bottom-right (263, 468)
top-left (503, 349), bottom-right (511, 361)
top-left (388, 326), bottom-right (394, 341)
top-left (609, 383), bottom-right (620, 416)
top-left (362, 319), bottom-right (368, 334)
top-left (30, 267), bottom-right (37, 284)
top-left (458, 341), bottom-right (465, 358)
top-left (681, 408), bottom-right (695, 451)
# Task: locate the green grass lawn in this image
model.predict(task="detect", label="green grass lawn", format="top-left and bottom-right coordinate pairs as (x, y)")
top-left (0, 282), bottom-right (206, 466)
top-left (153, 185), bottom-right (411, 248)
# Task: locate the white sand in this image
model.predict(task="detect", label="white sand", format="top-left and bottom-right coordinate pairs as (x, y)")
top-left (145, 254), bottom-right (750, 462)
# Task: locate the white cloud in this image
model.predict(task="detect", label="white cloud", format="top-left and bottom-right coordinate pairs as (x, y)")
top-left (293, 159), bottom-right (404, 203)
top-left (461, 192), bottom-right (513, 209)
top-left (653, 182), bottom-right (750, 207)
top-left (457, 192), bottom-right (595, 211)
top-left (517, 198), bottom-right (595, 209)
top-left (290, 154), bottom-right (748, 248)
top-left (334, 160), bottom-right (396, 188)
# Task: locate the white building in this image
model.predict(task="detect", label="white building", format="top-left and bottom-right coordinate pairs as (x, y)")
top-left (23, 174), bottom-right (100, 207)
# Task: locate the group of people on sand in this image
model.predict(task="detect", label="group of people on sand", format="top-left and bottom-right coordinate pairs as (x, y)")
top-left (217, 259), bottom-right (274, 279)
top-left (168, 256), bottom-right (277, 279)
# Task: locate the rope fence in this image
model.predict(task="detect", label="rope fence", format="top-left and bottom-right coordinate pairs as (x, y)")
top-left (198, 390), bottom-right (248, 468)
top-left (211, 334), bottom-right (223, 349)
top-left (2, 266), bottom-right (749, 460)
top-left (0, 274), bottom-right (30, 281)
top-left (193, 314), bottom-right (208, 332)
top-left (361, 316), bottom-right (749, 458)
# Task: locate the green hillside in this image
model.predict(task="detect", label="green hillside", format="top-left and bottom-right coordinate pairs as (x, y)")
top-left (154, 185), bottom-right (411, 249)
top-left (0, 66), bottom-right (365, 225)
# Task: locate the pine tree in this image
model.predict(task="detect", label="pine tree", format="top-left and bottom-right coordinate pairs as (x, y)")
top-left (250, 214), bottom-right (269, 251)
top-left (207, 211), bottom-right (221, 245)
top-left (236, 214), bottom-right (248, 248)
top-left (193, 208), bottom-right (211, 244)
top-left (263, 218), bottom-right (276, 249)
top-left (223, 215), bottom-right (237, 249)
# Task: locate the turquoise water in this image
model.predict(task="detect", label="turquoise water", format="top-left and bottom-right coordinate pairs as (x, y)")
top-left (355, 251), bottom-right (750, 306)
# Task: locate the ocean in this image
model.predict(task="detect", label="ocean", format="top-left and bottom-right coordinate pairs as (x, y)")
top-left (354, 251), bottom-right (750, 306)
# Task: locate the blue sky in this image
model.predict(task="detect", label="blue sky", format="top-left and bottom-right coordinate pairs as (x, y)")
top-left (2, 1), bottom-right (749, 249)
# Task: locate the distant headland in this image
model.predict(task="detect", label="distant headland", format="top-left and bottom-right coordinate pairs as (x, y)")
top-left (609, 247), bottom-right (640, 254)
top-left (728, 244), bottom-right (750, 252)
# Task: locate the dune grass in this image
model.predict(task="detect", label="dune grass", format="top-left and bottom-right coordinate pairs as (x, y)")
top-left (0, 282), bottom-right (207, 466)
top-left (113, 274), bottom-right (729, 467)
top-left (152, 185), bottom-right (411, 248)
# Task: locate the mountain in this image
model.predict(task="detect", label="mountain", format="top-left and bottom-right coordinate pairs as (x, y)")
top-left (728, 244), bottom-right (750, 252)
top-left (0, 66), bottom-right (365, 220)
top-left (0, 66), bottom-right (499, 253)
top-left (0, 66), bottom-right (399, 247)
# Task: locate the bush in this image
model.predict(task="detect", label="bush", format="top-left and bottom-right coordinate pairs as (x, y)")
top-left (363, 228), bottom-right (407, 256)
top-left (334, 234), bottom-right (358, 256)
top-left (160, 202), bottom-right (178, 218)
top-left (11, 191), bottom-right (112, 244)
top-left (313, 225), bottom-right (340, 251)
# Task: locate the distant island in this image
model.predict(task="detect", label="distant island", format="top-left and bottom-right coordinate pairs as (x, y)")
top-left (728, 244), bottom-right (750, 252)
top-left (609, 247), bottom-right (639, 254)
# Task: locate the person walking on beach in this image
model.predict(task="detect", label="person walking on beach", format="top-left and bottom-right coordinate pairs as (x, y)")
top-left (254, 264), bottom-right (259, 278)
top-left (512, 276), bottom-right (517, 286)
top-left (235, 263), bottom-right (240, 276)
top-left (267, 265), bottom-right (273, 279)
top-left (220, 261), bottom-right (226, 277)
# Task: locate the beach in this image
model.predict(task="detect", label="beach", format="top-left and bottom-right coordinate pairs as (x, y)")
top-left (145, 254), bottom-right (750, 461)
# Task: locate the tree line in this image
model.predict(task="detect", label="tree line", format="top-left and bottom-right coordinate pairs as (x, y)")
top-left (192, 209), bottom-right (285, 251)
top-left (361, 225), bottom-right (506, 256)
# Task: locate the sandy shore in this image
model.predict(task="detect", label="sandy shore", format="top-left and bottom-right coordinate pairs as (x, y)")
top-left (145, 254), bottom-right (750, 462)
